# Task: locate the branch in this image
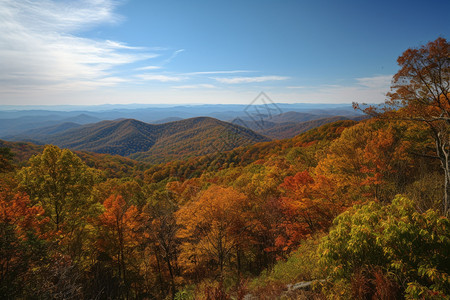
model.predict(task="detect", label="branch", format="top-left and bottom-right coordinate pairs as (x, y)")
top-left (409, 151), bottom-right (440, 160)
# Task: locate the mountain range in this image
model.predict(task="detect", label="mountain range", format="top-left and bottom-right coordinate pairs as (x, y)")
top-left (0, 103), bottom-right (362, 137)
top-left (232, 111), bottom-right (365, 139)
top-left (6, 117), bottom-right (269, 163)
top-left (2, 105), bottom-right (364, 163)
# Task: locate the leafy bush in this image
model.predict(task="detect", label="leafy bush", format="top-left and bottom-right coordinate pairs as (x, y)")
top-left (319, 196), bottom-right (449, 299)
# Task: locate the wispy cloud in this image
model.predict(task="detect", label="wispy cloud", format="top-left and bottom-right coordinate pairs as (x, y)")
top-left (286, 86), bottom-right (306, 89)
top-left (184, 70), bottom-right (253, 75)
top-left (136, 74), bottom-right (184, 82)
top-left (214, 75), bottom-right (289, 84)
top-left (135, 66), bottom-right (162, 71)
top-left (161, 49), bottom-right (185, 65)
top-left (0, 0), bottom-right (155, 93)
top-left (356, 75), bottom-right (393, 88)
top-left (171, 84), bottom-right (216, 89)
top-left (272, 75), bottom-right (392, 104)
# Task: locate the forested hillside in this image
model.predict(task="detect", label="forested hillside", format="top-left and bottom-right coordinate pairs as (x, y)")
top-left (0, 38), bottom-right (448, 299)
top-left (6, 117), bottom-right (270, 163)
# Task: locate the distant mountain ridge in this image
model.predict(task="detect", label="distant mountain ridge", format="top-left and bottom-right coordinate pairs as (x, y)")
top-left (259, 116), bottom-right (352, 139)
top-left (13, 117), bottom-right (270, 163)
top-left (6, 122), bottom-right (83, 142)
top-left (0, 104), bottom-right (362, 138)
top-left (231, 111), bottom-right (364, 139)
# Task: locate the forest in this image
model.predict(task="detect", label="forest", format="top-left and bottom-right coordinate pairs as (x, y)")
top-left (0, 38), bottom-right (449, 299)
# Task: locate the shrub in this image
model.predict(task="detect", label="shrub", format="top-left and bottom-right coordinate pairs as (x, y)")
top-left (319, 196), bottom-right (449, 298)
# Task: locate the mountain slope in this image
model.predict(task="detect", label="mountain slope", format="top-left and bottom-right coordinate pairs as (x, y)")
top-left (260, 116), bottom-right (352, 139)
top-left (4, 122), bottom-right (83, 143)
top-left (267, 111), bottom-right (330, 123)
top-left (151, 117), bottom-right (184, 124)
top-left (43, 119), bottom-right (158, 156)
top-left (0, 139), bottom-right (148, 178)
top-left (232, 111), bottom-right (365, 140)
top-left (62, 113), bottom-right (101, 124)
top-left (34, 117), bottom-right (269, 162)
top-left (132, 117), bottom-right (269, 163)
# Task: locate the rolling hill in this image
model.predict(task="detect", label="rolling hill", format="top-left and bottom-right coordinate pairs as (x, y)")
top-left (18, 117), bottom-right (270, 163)
top-left (264, 111), bottom-right (330, 123)
top-left (258, 116), bottom-right (353, 139)
top-left (0, 139), bottom-right (148, 178)
top-left (5, 122), bottom-right (83, 143)
top-left (232, 114), bottom-right (361, 140)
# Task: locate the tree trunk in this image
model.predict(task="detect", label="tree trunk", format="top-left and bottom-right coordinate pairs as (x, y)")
top-left (443, 149), bottom-right (450, 216)
top-left (164, 254), bottom-right (176, 299)
top-left (435, 132), bottom-right (450, 216)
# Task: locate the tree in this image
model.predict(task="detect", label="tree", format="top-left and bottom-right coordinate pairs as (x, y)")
top-left (275, 170), bottom-right (344, 254)
top-left (141, 190), bottom-right (179, 299)
top-left (0, 147), bottom-right (14, 173)
top-left (316, 120), bottom-right (416, 202)
top-left (18, 145), bottom-right (99, 232)
top-left (176, 185), bottom-right (249, 280)
top-left (97, 195), bottom-right (140, 298)
top-left (18, 145), bottom-right (100, 262)
top-left (355, 37), bottom-right (450, 214)
top-left (0, 190), bottom-right (48, 297)
top-left (319, 196), bottom-right (449, 298)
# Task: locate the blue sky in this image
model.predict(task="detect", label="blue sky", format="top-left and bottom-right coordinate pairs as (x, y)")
top-left (0, 0), bottom-right (448, 105)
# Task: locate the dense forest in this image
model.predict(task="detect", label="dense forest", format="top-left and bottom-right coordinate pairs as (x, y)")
top-left (0, 39), bottom-right (449, 299)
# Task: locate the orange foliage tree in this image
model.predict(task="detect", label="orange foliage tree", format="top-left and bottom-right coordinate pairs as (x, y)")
top-left (97, 195), bottom-right (140, 296)
top-left (176, 185), bottom-right (250, 280)
top-left (140, 184), bottom-right (179, 298)
top-left (0, 190), bottom-right (47, 296)
top-left (274, 170), bottom-right (347, 254)
top-left (316, 121), bottom-right (414, 202)
top-left (355, 37), bottom-right (450, 214)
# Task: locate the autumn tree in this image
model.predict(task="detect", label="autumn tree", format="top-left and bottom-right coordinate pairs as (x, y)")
top-left (97, 195), bottom-right (141, 298)
top-left (18, 145), bottom-right (98, 230)
top-left (18, 145), bottom-right (100, 261)
top-left (0, 147), bottom-right (14, 173)
top-left (274, 170), bottom-right (344, 254)
top-left (176, 185), bottom-right (250, 280)
top-left (356, 37), bottom-right (450, 214)
top-left (0, 190), bottom-right (47, 297)
top-left (141, 185), bottom-right (179, 298)
top-left (93, 178), bottom-right (145, 208)
top-left (316, 120), bottom-right (418, 203)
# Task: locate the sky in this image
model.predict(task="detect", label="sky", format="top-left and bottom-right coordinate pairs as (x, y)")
top-left (0, 0), bottom-right (448, 106)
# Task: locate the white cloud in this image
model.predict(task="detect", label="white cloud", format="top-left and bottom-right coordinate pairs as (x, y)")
top-left (136, 74), bottom-right (184, 82)
top-left (184, 70), bottom-right (253, 75)
top-left (135, 66), bottom-right (162, 71)
top-left (270, 75), bottom-right (393, 104)
top-left (356, 75), bottom-right (393, 89)
top-left (171, 84), bottom-right (216, 89)
top-left (286, 86), bottom-right (306, 89)
top-left (0, 0), bottom-right (155, 93)
top-left (161, 49), bottom-right (185, 65)
top-left (214, 75), bottom-right (289, 84)
top-left (104, 40), bottom-right (145, 50)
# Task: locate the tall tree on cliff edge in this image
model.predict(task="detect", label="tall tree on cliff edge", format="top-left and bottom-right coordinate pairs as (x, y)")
top-left (355, 37), bottom-right (450, 215)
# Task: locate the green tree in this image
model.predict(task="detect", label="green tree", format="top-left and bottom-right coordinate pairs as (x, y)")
top-left (18, 145), bottom-right (100, 259)
top-left (319, 196), bottom-right (449, 298)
